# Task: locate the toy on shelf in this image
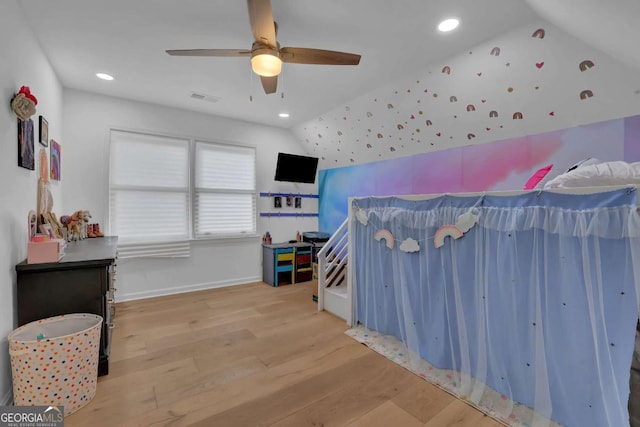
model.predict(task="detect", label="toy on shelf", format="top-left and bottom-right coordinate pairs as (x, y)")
top-left (60, 210), bottom-right (92, 241)
top-left (87, 224), bottom-right (104, 238)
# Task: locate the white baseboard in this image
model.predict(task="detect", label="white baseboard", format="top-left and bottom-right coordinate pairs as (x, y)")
top-left (116, 276), bottom-right (261, 302)
top-left (1, 389), bottom-right (12, 406)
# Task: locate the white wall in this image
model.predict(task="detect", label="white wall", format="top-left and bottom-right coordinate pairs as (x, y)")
top-left (294, 20), bottom-right (640, 169)
top-left (0, 0), bottom-right (64, 405)
top-left (62, 89), bottom-right (317, 301)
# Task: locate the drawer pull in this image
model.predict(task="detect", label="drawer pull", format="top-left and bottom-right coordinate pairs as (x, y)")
top-left (107, 298), bottom-right (114, 304)
top-left (108, 323), bottom-right (115, 329)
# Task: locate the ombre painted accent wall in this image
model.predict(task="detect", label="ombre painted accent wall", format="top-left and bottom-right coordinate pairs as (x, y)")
top-left (319, 115), bottom-right (639, 234)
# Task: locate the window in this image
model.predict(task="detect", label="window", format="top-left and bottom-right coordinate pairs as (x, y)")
top-left (109, 130), bottom-right (256, 255)
top-left (195, 141), bottom-right (256, 238)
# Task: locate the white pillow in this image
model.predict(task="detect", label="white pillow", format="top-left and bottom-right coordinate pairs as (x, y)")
top-left (543, 161), bottom-right (640, 189)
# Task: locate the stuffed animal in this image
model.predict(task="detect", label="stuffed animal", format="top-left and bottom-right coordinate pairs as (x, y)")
top-left (78, 210), bottom-right (92, 239)
top-left (61, 210), bottom-right (91, 241)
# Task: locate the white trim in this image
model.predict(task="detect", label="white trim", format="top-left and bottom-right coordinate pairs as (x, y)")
top-left (1, 389), bottom-right (13, 406)
top-left (324, 287), bottom-right (348, 321)
top-left (115, 276), bottom-right (261, 302)
top-left (347, 201), bottom-right (355, 327)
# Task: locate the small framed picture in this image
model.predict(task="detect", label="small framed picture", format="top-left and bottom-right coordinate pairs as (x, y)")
top-left (286, 196), bottom-right (293, 207)
top-left (39, 223), bottom-right (54, 239)
top-left (50, 140), bottom-right (61, 180)
top-left (295, 197), bottom-right (302, 209)
top-left (18, 118), bottom-right (35, 170)
top-left (39, 115), bottom-right (48, 147)
top-left (274, 196), bottom-right (282, 208)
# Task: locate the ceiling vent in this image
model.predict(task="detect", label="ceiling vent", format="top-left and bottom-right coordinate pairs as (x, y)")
top-left (190, 92), bottom-right (220, 103)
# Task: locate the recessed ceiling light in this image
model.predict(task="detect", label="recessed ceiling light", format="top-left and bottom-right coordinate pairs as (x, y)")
top-left (438, 18), bottom-right (459, 32)
top-left (96, 73), bottom-right (114, 81)
top-left (279, 113), bottom-right (290, 118)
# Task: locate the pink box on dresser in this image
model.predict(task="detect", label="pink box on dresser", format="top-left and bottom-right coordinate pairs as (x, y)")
top-left (27, 239), bottom-right (65, 264)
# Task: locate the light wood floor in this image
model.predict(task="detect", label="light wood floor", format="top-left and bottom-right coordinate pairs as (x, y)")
top-left (65, 281), bottom-right (502, 427)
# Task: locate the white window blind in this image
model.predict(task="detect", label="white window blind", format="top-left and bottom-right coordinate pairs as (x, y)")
top-left (194, 141), bottom-right (256, 238)
top-left (110, 130), bottom-right (190, 256)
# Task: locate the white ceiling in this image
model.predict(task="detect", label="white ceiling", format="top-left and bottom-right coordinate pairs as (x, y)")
top-left (16, 1), bottom-right (639, 129)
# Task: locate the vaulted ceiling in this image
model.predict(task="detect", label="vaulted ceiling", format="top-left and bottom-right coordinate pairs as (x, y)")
top-left (17, 0), bottom-right (640, 128)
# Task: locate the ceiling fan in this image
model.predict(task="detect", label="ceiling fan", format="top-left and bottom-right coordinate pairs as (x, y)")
top-left (166, 0), bottom-right (361, 95)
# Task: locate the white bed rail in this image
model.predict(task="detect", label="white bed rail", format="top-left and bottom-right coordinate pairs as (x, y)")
top-left (317, 218), bottom-right (349, 320)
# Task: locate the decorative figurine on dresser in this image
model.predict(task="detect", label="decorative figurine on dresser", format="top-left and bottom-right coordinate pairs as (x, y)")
top-left (16, 236), bottom-right (118, 376)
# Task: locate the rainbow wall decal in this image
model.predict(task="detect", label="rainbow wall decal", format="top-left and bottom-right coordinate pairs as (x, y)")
top-left (580, 89), bottom-right (594, 100)
top-left (425, 120), bottom-right (433, 126)
top-left (532, 28), bottom-right (545, 39)
top-left (466, 104), bottom-right (476, 112)
top-left (489, 110), bottom-right (499, 118)
top-left (467, 133), bottom-right (476, 140)
top-left (434, 225), bottom-right (464, 248)
top-left (374, 229), bottom-right (395, 249)
top-left (442, 66), bottom-right (451, 75)
top-left (513, 112), bottom-right (524, 120)
top-left (579, 60), bottom-right (595, 72)
top-left (450, 96), bottom-right (458, 103)
top-left (490, 47), bottom-right (501, 56)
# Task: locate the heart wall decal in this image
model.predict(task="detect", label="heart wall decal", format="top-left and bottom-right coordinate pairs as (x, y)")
top-left (536, 62), bottom-right (545, 69)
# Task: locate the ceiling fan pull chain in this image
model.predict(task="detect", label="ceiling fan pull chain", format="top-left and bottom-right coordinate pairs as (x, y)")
top-left (281, 70), bottom-right (285, 99)
top-left (249, 64), bottom-right (254, 102)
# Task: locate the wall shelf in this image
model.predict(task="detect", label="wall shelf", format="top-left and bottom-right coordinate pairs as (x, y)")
top-left (260, 212), bottom-right (318, 218)
top-left (259, 192), bottom-right (319, 199)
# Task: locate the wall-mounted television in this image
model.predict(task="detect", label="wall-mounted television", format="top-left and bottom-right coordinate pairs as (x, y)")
top-left (274, 152), bottom-right (319, 184)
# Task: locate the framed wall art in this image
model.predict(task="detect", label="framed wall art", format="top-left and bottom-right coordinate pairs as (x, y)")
top-left (18, 118), bottom-right (35, 170)
top-left (50, 140), bottom-right (61, 180)
top-left (39, 115), bottom-right (48, 147)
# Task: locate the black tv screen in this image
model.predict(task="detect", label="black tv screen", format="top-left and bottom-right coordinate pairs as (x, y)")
top-left (274, 153), bottom-right (319, 184)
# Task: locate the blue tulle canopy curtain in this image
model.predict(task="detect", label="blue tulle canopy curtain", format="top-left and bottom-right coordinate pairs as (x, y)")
top-left (351, 187), bottom-right (640, 427)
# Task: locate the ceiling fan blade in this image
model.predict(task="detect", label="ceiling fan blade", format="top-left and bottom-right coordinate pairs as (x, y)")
top-left (166, 49), bottom-right (251, 57)
top-left (247, 0), bottom-right (277, 48)
top-left (260, 75), bottom-right (277, 94)
top-left (280, 47), bottom-right (361, 65)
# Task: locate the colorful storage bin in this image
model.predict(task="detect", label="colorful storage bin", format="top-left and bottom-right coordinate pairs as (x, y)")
top-left (8, 313), bottom-right (103, 416)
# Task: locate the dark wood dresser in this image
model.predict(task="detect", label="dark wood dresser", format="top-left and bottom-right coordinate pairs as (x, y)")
top-left (15, 237), bottom-right (118, 376)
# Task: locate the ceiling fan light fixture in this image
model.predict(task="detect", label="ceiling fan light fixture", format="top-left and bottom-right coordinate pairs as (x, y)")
top-left (251, 46), bottom-right (282, 77)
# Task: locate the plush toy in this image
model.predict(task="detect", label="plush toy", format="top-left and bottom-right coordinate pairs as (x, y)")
top-left (11, 86), bottom-right (38, 120)
top-left (78, 210), bottom-right (92, 239)
top-left (61, 210), bottom-right (91, 241)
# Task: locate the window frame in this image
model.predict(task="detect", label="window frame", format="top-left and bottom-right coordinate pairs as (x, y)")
top-left (191, 139), bottom-right (258, 240)
top-left (108, 127), bottom-right (258, 245)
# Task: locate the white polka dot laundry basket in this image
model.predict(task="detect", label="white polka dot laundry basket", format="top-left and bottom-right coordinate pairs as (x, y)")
top-left (8, 313), bottom-right (103, 416)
